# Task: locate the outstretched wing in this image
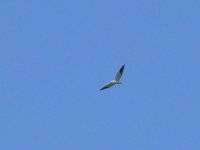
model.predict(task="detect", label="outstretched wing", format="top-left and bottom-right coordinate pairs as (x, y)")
top-left (100, 82), bottom-right (114, 91)
top-left (114, 64), bottom-right (125, 81)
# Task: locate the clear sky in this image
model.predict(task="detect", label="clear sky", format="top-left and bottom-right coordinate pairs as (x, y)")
top-left (0, 0), bottom-right (200, 150)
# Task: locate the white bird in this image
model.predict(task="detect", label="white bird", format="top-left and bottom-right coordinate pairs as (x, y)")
top-left (100, 64), bottom-right (125, 91)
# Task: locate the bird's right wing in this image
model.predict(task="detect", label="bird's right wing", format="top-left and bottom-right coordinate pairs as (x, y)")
top-left (100, 82), bottom-right (114, 91)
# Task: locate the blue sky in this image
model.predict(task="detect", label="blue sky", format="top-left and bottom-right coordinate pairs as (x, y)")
top-left (0, 0), bottom-right (200, 149)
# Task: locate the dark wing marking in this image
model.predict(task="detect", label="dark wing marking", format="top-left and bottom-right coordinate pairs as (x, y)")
top-left (100, 82), bottom-right (114, 91)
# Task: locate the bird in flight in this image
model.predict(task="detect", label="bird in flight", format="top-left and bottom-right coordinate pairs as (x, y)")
top-left (100, 64), bottom-right (125, 91)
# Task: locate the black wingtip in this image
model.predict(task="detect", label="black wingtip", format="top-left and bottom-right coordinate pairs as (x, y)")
top-left (100, 86), bottom-right (105, 91)
top-left (100, 87), bottom-right (107, 91)
top-left (121, 64), bottom-right (125, 68)
top-left (120, 64), bottom-right (125, 73)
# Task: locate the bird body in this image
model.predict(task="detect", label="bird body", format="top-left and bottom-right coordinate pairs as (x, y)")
top-left (100, 64), bottom-right (125, 91)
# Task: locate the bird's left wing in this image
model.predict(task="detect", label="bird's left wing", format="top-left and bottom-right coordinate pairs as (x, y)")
top-left (114, 64), bottom-right (125, 81)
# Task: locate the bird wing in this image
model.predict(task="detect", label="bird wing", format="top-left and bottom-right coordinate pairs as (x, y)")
top-left (114, 64), bottom-right (125, 81)
top-left (100, 82), bottom-right (114, 91)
